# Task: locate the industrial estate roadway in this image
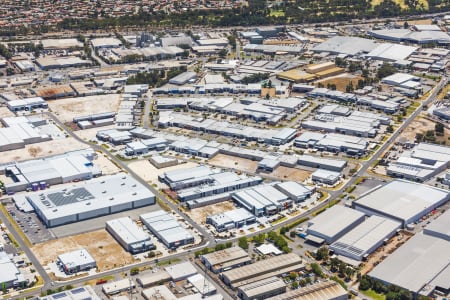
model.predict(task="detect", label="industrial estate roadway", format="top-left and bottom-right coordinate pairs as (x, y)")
top-left (2, 76), bottom-right (447, 300)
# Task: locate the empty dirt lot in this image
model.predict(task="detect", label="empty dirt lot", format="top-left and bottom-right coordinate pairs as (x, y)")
top-left (0, 138), bottom-right (87, 163)
top-left (269, 166), bottom-right (312, 182)
top-left (48, 94), bottom-right (121, 123)
top-left (209, 154), bottom-right (258, 173)
top-left (32, 229), bottom-right (134, 272)
top-left (188, 201), bottom-right (236, 225)
top-left (127, 159), bottom-right (199, 187)
top-left (315, 74), bottom-right (363, 92)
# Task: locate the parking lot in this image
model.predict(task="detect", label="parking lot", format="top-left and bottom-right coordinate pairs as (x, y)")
top-left (5, 203), bottom-right (54, 244)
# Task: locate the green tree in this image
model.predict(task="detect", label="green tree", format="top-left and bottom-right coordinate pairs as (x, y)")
top-left (315, 246), bottom-right (329, 260)
top-left (130, 267), bottom-right (139, 275)
top-left (238, 237), bottom-right (248, 249)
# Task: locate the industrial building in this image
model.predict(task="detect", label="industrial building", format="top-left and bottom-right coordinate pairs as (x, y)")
top-left (96, 129), bottom-right (133, 145)
top-left (4, 150), bottom-right (100, 193)
top-left (0, 116), bottom-right (52, 152)
top-left (165, 261), bottom-right (197, 281)
top-left (124, 138), bottom-right (169, 156)
top-left (169, 71), bottom-right (197, 85)
top-left (381, 73), bottom-right (421, 89)
top-left (0, 251), bottom-right (27, 289)
top-left (201, 246), bottom-right (251, 274)
top-left (237, 277), bottom-right (286, 300)
top-left (365, 43), bottom-right (417, 61)
top-left (136, 270), bottom-right (171, 288)
top-left (157, 111), bottom-right (297, 145)
top-left (102, 278), bottom-right (136, 295)
top-left (91, 37), bottom-right (122, 49)
top-left (297, 155), bottom-right (347, 172)
top-left (148, 155), bottom-right (178, 169)
top-left (306, 206), bottom-right (366, 244)
top-left (140, 210), bottom-right (194, 249)
top-left (25, 173), bottom-right (155, 227)
top-left (106, 217), bottom-right (154, 254)
top-left (221, 253), bottom-right (304, 289)
top-left (311, 169), bottom-right (341, 185)
top-left (206, 208), bottom-right (257, 232)
top-left (369, 210), bottom-right (450, 297)
top-left (368, 29), bottom-right (450, 45)
top-left (295, 132), bottom-right (368, 155)
top-left (232, 185), bottom-right (292, 216)
top-left (274, 181), bottom-right (314, 203)
top-left (39, 286), bottom-right (101, 300)
top-left (311, 36), bottom-right (377, 56)
top-left (265, 281), bottom-right (348, 300)
top-left (6, 97), bottom-right (47, 112)
top-left (353, 180), bottom-right (449, 227)
top-left (188, 274), bottom-right (217, 297)
top-left (57, 248), bottom-right (96, 274)
top-left (330, 215), bottom-right (401, 261)
top-left (386, 143), bottom-right (450, 182)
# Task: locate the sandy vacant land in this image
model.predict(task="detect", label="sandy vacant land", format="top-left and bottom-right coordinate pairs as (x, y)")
top-left (48, 94), bottom-right (121, 123)
top-left (316, 74), bottom-right (363, 92)
top-left (32, 229), bottom-right (134, 272)
top-left (75, 124), bottom-right (116, 141)
top-left (269, 166), bottom-right (312, 182)
top-left (128, 159), bottom-right (199, 187)
top-left (188, 201), bottom-right (236, 225)
top-left (399, 116), bottom-right (436, 141)
top-left (0, 106), bottom-right (15, 119)
top-left (95, 153), bottom-right (121, 175)
top-left (0, 138), bottom-right (88, 163)
top-left (209, 154), bottom-right (258, 173)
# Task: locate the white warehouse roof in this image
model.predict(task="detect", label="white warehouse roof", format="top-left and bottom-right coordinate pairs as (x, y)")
top-left (353, 180), bottom-right (449, 226)
top-left (330, 215), bottom-right (401, 261)
top-left (306, 206), bottom-right (366, 244)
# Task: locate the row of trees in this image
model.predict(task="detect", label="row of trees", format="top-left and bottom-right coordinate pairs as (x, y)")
top-left (0, 0), bottom-right (446, 36)
top-left (126, 67), bottom-right (187, 87)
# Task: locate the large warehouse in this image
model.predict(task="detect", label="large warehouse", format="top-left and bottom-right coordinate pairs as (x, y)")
top-left (106, 217), bottom-right (154, 254)
top-left (237, 277), bottom-right (286, 300)
top-left (140, 210), bottom-right (194, 249)
top-left (201, 246), bottom-right (251, 274)
top-left (330, 216), bottom-right (401, 261)
top-left (265, 281), bottom-right (347, 300)
top-left (369, 210), bottom-right (450, 297)
top-left (306, 205), bottom-right (366, 244)
top-left (352, 180), bottom-right (449, 227)
top-left (221, 253), bottom-right (304, 289)
top-left (26, 173), bottom-right (156, 227)
top-left (5, 150), bottom-right (100, 193)
top-left (57, 248), bottom-right (96, 274)
top-left (232, 185), bottom-right (291, 216)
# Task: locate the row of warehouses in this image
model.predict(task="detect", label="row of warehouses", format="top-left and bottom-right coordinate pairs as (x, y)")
top-left (199, 248), bottom-right (347, 300)
top-left (155, 97), bottom-right (305, 125)
top-left (304, 180), bottom-right (449, 262)
top-left (105, 210), bottom-right (195, 253)
top-left (386, 142), bottom-right (450, 182)
top-left (153, 83), bottom-right (287, 96)
top-left (3, 149), bottom-right (99, 193)
top-left (0, 115), bottom-right (52, 152)
top-left (157, 111), bottom-right (298, 146)
top-left (103, 261), bottom-right (220, 299)
top-left (158, 165), bottom-right (317, 231)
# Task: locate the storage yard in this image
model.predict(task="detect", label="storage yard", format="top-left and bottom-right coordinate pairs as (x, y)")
top-left (32, 229), bottom-right (134, 273)
top-left (208, 154), bottom-right (258, 173)
top-left (48, 95), bottom-right (121, 123)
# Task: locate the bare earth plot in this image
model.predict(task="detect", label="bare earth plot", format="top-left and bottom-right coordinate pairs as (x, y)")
top-left (188, 201), bottom-right (236, 225)
top-left (399, 116), bottom-right (450, 144)
top-left (127, 159), bottom-right (199, 187)
top-left (32, 229), bottom-right (134, 272)
top-left (95, 153), bottom-right (121, 175)
top-left (48, 94), bottom-right (121, 123)
top-left (209, 154), bottom-right (258, 173)
top-left (269, 166), bottom-right (312, 182)
top-left (0, 106), bottom-right (15, 119)
top-left (75, 124), bottom-right (116, 141)
top-left (0, 138), bottom-right (88, 163)
top-left (315, 74), bottom-right (363, 92)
